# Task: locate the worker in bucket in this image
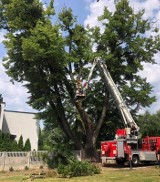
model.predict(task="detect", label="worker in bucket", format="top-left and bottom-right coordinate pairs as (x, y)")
top-left (75, 79), bottom-right (86, 100)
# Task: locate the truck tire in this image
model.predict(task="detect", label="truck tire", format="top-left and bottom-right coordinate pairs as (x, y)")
top-left (132, 155), bottom-right (139, 166)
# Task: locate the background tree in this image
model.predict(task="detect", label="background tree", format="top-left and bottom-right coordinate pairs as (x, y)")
top-left (0, 130), bottom-right (18, 151)
top-left (2, 132), bottom-right (11, 151)
top-left (38, 127), bottom-right (45, 150)
top-left (138, 110), bottom-right (160, 137)
top-left (11, 140), bottom-right (19, 151)
top-left (18, 135), bottom-right (24, 151)
top-left (0, 0), bottom-right (159, 159)
top-left (24, 138), bottom-right (31, 151)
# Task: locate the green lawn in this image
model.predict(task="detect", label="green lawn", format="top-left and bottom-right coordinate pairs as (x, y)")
top-left (1, 165), bottom-right (160, 182)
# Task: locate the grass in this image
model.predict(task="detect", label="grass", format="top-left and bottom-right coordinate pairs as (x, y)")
top-left (1, 165), bottom-right (160, 182)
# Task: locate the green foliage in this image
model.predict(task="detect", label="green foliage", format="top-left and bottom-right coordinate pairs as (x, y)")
top-left (1, 0), bottom-right (159, 158)
top-left (43, 127), bottom-right (75, 169)
top-left (95, 0), bottom-right (158, 112)
top-left (138, 110), bottom-right (160, 137)
top-left (11, 140), bottom-right (19, 151)
top-left (24, 166), bottom-right (29, 170)
top-left (57, 160), bottom-right (101, 178)
top-left (18, 135), bottom-right (24, 151)
top-left (45, 0), bottom-right (55, 17)
top-left (2, 132), bottom-right (11, 151)
top-left (24, 138), bottom-right (31, 151)
top-left (0, 130), bottom-right (19, 151)
top-left (0, 0), bottom-right (44, 31)
top-left (9, 167), bottom-right (14, 172)
top-left (0, 131), bottom-right (29, 152)
top-left (38, 127), bottom-right (44, 150)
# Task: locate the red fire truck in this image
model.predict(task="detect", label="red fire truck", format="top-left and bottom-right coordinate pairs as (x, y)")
top-left (101, 131), bottom-right (160, 166)
top-left (85, 58), bottom-right (160, 166)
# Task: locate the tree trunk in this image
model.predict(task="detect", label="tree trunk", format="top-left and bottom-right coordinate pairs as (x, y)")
top-left (84, 124), bottom-right (98, 161)
top-left (75, 102), bottom-right (99, 161)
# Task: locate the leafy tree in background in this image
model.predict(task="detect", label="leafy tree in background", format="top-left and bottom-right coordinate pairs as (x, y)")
top-left (2, 132), bottom-right (11, 151)
top-left (24, 138), bottom-right (31, 151)
top-left (38, 127), bottom-right (44, 150)
top-left (138, 110), bottom-right (160, 137)
top-left (0, 0), bottom-right (159, 159)
top-left (18, 135), bottom-right (24, 151)
top-left (11, 140), bottom-right (19, 151)
top-left (0, 130), bottom-right (18, 151)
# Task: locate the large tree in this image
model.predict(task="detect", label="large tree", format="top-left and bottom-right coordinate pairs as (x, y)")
top-left (0, 0), bottom-right (159, 158)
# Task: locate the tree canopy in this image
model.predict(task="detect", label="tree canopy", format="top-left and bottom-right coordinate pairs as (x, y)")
top-left (0, 0), bottom-right (159, 158)
top-left (138, 110), bottom-right (160, 137)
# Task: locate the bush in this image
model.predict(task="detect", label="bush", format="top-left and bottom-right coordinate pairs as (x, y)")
top-left (9, 167), bottom-right (14, 172)
top-left (57, 160), bottom-right (101, 178)
top-left (46, 170), bottom-right (57, 177)
top-left (42, 144), bottom-right (75, 169)
top-left (24, 166), bottom-right (29, 170)
top-left (24, 138), bottom-right (31, 151)
top-left (39, 165), bottom-right (43, 169)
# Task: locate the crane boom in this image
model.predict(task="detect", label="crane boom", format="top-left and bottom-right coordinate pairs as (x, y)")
top-left (97, 58), bottom-right (139, 129)
top-left (85, 58), bottom-right (139, 138)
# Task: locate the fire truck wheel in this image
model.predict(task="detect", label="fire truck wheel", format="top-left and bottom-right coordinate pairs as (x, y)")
top-left (132, 155), bottom-right (139, 166)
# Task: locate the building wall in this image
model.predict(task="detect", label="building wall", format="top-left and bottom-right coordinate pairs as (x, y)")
top-left (3, 111), bottom-right (39, 151)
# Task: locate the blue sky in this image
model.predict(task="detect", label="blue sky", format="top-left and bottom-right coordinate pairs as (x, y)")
top-left (0, 0), bottom-right (160, 114)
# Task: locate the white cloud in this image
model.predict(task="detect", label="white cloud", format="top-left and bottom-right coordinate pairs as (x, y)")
top-left (0, 59), bottom-right (34, 112)
top-left (130, 0), bottom-right (160, 20)
top-left (85, 0), bottom-right (160, 27)
top-left (139, 53), bottom-right (160, 84)
top-left (85, 0), bottom-right (160, 113)
top-left (0, 29), bottom-right (34, 112)
top-left (84, 0), bottom-right (115, 28)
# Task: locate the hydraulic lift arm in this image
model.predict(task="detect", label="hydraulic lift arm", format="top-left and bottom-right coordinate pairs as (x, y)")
top-left (84, 58), bottom-right (139, 138)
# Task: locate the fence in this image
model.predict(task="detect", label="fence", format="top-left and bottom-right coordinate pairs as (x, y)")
top-left (0, 150), bottom-right (84, 171)
top-left (0, 151), bottom-right (47, 171)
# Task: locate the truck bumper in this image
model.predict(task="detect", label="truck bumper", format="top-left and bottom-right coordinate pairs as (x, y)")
top-left (101, 156), bottom-right (116, 164)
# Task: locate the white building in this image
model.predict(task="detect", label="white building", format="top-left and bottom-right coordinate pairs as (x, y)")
top-left (0, 100), bottom-right (39, 151)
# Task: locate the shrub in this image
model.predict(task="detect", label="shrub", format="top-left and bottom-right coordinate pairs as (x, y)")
top-left (42, 144), bottom-right (75, 169)
top-left (24, 138), bottom-right (31, 151)
top-left (9, 167), bottom-right (14, 172)
top-left (57, 160), bottom-right (101, 178)
top-left (24, 166), bottom-right (29, 170)
top-left (46, 170), bottom-right (57, 177)
top-left (39, 165), bottom-right (43, 169)
top-left (18, 135), bottom-right (24, 151)
top-left (41, 127), bottom-right (76, 169)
